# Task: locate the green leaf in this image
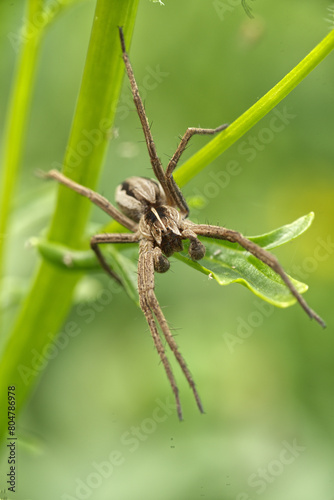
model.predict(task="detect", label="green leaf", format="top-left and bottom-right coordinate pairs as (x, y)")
top-left (246, 212), bottom-right (314, 250)
top-left (174, 213), bottom-right (314, 307)
top-left (106, 246), bottom-right (138, 305)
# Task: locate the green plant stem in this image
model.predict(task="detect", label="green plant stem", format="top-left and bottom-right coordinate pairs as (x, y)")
top-left (174, 29), bottom-right (334, 187)
top-left (0, 0), bottom-right (139, 444)
top-left (0, 0), bottom-right (44, 282)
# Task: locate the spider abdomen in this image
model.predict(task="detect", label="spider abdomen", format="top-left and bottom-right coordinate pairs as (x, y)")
top-left (115, 176), bottom-right (166, 222)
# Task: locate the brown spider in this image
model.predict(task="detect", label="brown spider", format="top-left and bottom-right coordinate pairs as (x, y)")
top-left (44, 27), bottom-right (325, 420)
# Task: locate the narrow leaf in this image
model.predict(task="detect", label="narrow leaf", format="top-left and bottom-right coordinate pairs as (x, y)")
top-left (174, 214), bottom-right (313, 307)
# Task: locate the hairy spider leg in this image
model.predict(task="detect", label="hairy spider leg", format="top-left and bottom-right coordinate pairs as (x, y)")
top-left (118, 27), bottom-right (168, 195)
top-left (192, 223), bottom-right (326, 328)
top-left (43, 170), bottom-right (137, 231)
top-left (138, 239), bottom-right (204, 419)
top-left (165, 125), bottom-right (228, 217)
top-left (90, 232), bottom-right (140, 284)
top-left (119, 27), bottom-right (229, 218)
top-left (42, 169), bottom-right (139, 284)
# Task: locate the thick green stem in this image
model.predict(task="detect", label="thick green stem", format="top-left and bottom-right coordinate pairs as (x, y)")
top-left (0, 0), bottom-right (139, 444)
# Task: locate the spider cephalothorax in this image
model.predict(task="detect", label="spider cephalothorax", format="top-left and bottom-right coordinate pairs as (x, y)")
top-left (116, 176), bottom-right (206, 264)
top-left (44, 27), bottom-right (325, 420)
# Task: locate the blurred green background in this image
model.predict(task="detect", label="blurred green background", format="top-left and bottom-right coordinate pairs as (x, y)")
top-left (1, 1), bottom-right (334, 499)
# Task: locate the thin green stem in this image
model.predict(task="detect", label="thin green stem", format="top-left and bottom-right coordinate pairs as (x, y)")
top-left (174, 29), bottom-right (334, 187)
top-left (0, 0), bottom-right (44, 281)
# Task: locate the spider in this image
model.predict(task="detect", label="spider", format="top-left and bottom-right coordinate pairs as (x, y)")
top-left (43, 27), bottom-right (325, 420)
